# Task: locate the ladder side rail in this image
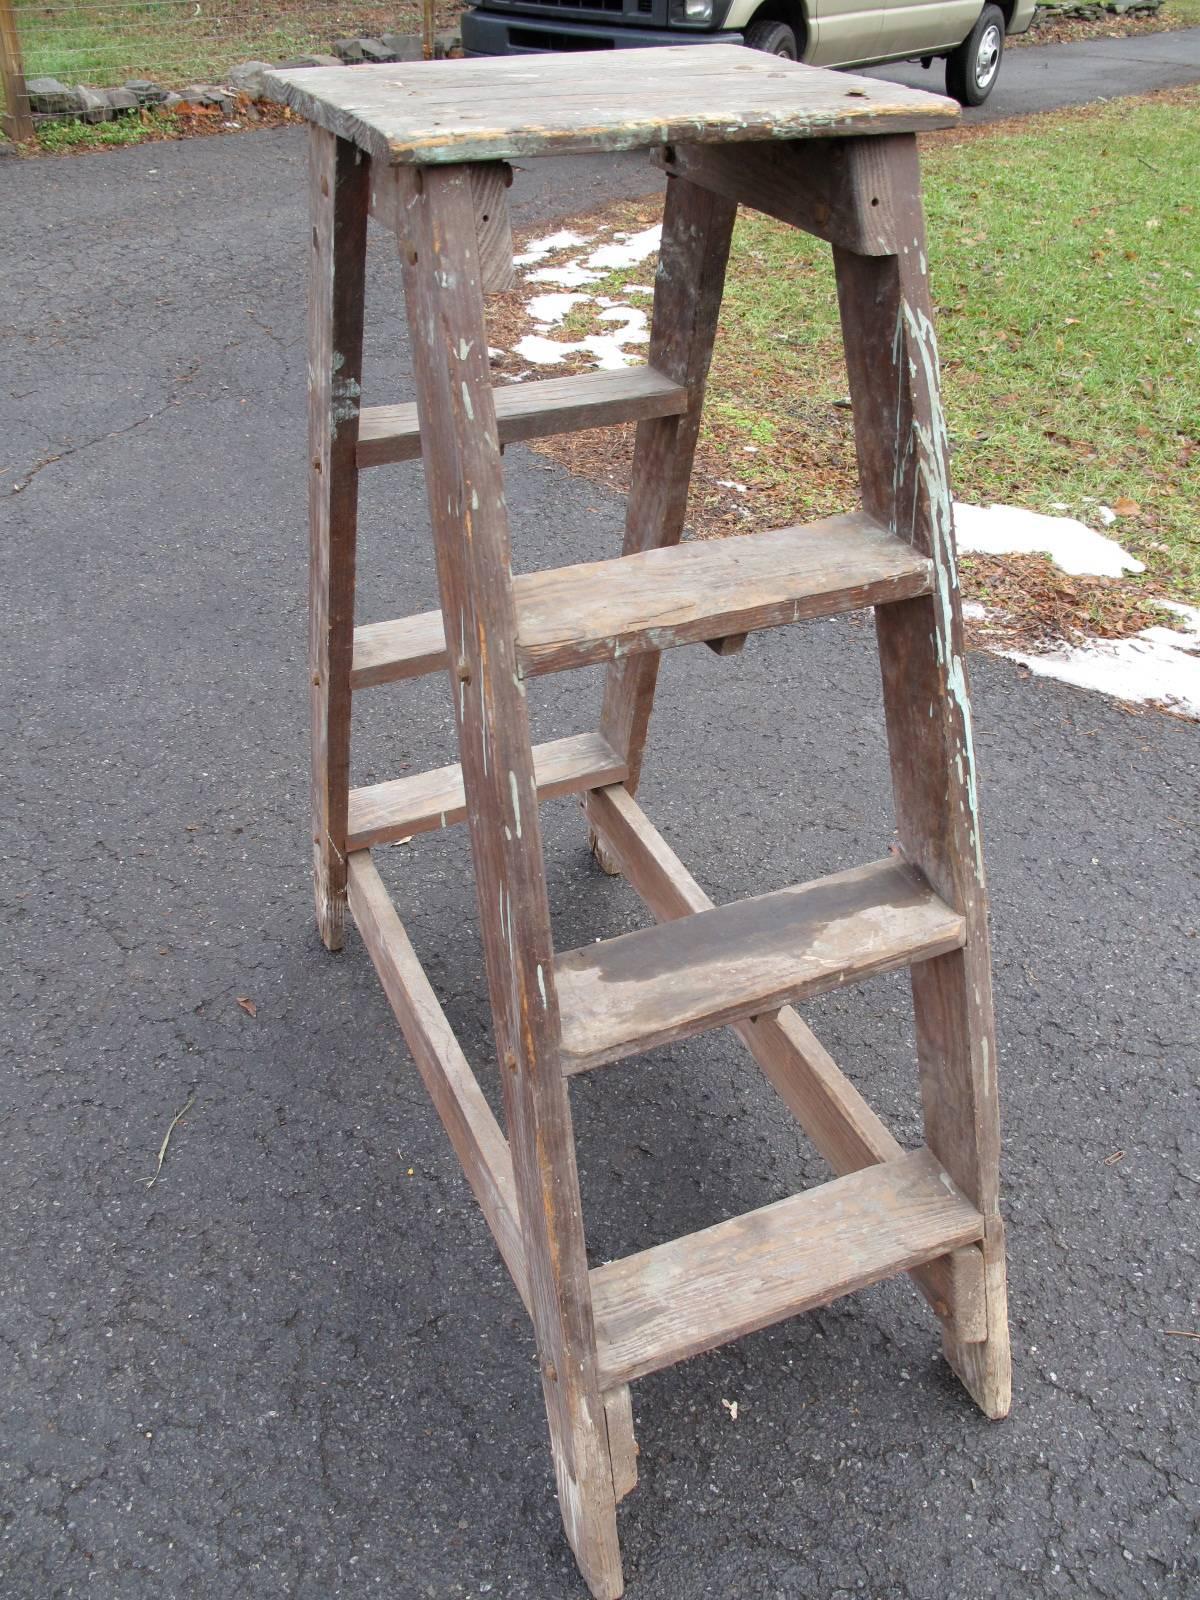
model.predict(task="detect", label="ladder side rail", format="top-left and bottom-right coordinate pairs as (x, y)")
top-left (308, 128), bottom-right (370, 950)
top-left (395, 160), bottom-right (624, 1600)
top-left (595, 177), bottom-right (738, 822)
top-left (831, 132), bottom-right (1011, 1419)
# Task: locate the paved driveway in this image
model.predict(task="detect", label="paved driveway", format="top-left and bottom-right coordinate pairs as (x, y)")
top-left (864, 25), bottom-right (1200, 119)
top-left (2, 75), bottom-right (1198, 1600)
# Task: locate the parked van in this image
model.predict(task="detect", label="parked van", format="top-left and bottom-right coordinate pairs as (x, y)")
top-left (460, 0), bottom-right (1035, 106)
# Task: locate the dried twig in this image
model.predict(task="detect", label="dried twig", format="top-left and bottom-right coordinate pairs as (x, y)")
top-left (1163, 1329), bottom-right (1200, 1341)
top-left (142, 1093), bottom-right (196, 1189)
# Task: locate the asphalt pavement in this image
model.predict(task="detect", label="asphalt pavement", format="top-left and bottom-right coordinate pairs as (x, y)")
top-left (2, 32), bottom-right (1198, 1600)
top-left (864, 25), bottom-right (1200, 118)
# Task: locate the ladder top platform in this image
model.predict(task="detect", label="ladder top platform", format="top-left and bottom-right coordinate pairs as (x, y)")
top-left (264, 47), bottom-right (959, 166)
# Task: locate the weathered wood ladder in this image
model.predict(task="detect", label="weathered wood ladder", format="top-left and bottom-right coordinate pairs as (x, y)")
top-left (271, 46), bottom-right (1012, 1599)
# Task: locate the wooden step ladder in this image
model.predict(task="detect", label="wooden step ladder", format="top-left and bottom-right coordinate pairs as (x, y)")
top-left (269, 46), bottom-right (1012, 1599)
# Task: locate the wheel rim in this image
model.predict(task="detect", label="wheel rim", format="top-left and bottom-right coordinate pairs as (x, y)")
top-left (975, 23), bottom-right (1002, 89)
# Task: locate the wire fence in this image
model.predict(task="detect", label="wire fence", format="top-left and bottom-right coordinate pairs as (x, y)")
top-left (1, 0), bottom-right (463, 134)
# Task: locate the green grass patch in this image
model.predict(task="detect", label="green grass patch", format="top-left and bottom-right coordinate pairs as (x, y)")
top-left (705, 94), bottom-right (1200, 600)
top-left (10, 0), bottom-right (462, 92)
top-left (35, 111), bottom-right (173, 150)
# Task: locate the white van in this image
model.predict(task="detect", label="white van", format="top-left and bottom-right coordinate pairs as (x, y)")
top-left (460, 0), bottom-right (1036, 106)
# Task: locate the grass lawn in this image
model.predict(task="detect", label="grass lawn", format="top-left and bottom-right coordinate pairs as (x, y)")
top-left (11, 0), bottom-right (463, 92)
top-left (494, 90), bottom-right (1199, 636)
top-left (718, 92), bottom-right (1200, 599)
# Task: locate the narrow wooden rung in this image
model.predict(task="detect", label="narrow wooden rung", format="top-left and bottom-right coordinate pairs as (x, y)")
top-left (590, 1147), bottom-right (984, 1387)
top-left (347, 732), bottom-right (627, 850)
top-left (357, 365), bottom-right (688, 469)
top-left (556, 856), bottom-right (964, 1073)
top-left (352, 510), bottom-right (933, 689)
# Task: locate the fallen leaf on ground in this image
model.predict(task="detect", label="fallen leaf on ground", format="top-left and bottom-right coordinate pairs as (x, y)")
top-left (1112, 497), bottom-right (1141, 516)
top-left (236, 996), bottom-right (257, 1017)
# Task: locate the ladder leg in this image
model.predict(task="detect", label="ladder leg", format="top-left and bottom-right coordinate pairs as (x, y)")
top-left (308, 127), bottom-right (369, 950)
top-left (398, 162), bottom-right (625, 1599)
top-left (592, 175), bottom-right (737, 871)
top-left (832, 134), bottom-right (1012, 1420)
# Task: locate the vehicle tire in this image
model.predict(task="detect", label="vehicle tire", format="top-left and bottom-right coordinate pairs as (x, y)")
top-left (745, 19), bottom-right (798, 59)
top-left (945, 4), bottom-right (1004, 106)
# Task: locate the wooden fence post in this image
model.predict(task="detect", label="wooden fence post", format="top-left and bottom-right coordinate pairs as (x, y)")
top-left (0, 0), bottom-right (34, 144)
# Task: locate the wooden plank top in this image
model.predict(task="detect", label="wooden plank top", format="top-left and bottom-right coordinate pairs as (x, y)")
top-left (264, 47), bottom-right (959, 166)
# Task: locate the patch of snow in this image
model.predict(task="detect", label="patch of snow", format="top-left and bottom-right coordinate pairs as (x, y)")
top-left (513, 334), bottom-right (574, 367)
top-left (1005, 601), bottom-right (1200, 720)
top-left (513, 229), bottom-right (590, 266)
top-left (584, 224), bottom-right (663, 271)
top-left (624, 284), bottom-right (654, 296)
top-left (1097, 505), bottom-right (1117, 527)
top-left (962, 600), bottom-right (989, 621)
top-left (513, 306), bottom-right (649, 372)
top-left (716, 479), bottom-right (749, 494)
top-left (526, 291), bottom-right (593, 326)
top-left (527, 261), bottom-right (604, 288)
top-left (487, 347), bottom-right (505, 361)
top-left (953, 501), bottom-right (1146, 578)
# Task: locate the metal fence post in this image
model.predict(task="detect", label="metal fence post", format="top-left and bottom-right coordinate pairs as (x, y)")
top-left (0, 0), bottom-right (34, 143)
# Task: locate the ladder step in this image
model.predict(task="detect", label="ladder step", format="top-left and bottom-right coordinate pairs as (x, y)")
top-left (556, 857), bottom-right (964, 1073)
top-left (347, 731), bottom-right (627, 850)
top-left (352, 510), bottom-right (933, 689)
top-left (357, 365), bottom-right (688, 469)
top-left (590, 1147), bottom-right (985, 1387)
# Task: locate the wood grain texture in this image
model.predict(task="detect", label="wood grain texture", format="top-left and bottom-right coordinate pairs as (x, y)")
top-left (397, 164), bottom-right (622, 1598)
top-left (943, 1215), bottom-right (1011, 1418)
top-left (352, 610), bottom-right (446, 689)
top-left (556, 856), bottom-right (965, 1074)
top-left (308, 127), bottom-right (369, 950)
top-left (346, 731), bottom-right (626, 849)
top-left (348, 511), bottom-right (930, 688)
top-left (597, 176), bottom-right (737, 814)
top-left (0, 0), bottom-right (34, 144)
top-left (356, 364), bottom-right (687, 470)
top-left (602, 1385), bottom-right (638, 1503)
top-left (370, 159), bottom-right (515, 290)
top-left (264, 47), bottom-right (958, 166)
top-left (347, 852), bottom-right (529, 1310)
top-left (658, 137), bottom-right (902, 256)
top-left (518, 512), bottom-right (931, 675)
top-left (582, 782), bottom-right (987, 1344)
top-left (833, 132), bottom-right (1010, 1411)
top-left (591, 1148), bottom-right (984, 1387)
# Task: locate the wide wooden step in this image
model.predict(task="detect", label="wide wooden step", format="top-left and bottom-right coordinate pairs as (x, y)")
top-left (356, 365), bottom-right (688, 469)
top-left (347, 732), bottom-right (627, 850)
top-left (555, 857), bottom-right (964, 1073)
top-left (590, 1147), bottom-right (985, 1386)
top-left (352, 511), bottom-right (933, 689)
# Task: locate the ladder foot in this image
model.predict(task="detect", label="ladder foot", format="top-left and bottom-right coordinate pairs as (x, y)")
top-left (603, 1384), bottom-right (638, 1503)
top-left (590, 826), bottom-right (623, 878)
top-left (942, 1217), bottom-right (1012, 1419)
top-left (546, 1406), bottom-right (625, 1600)
top-left (313, 853), bottom-right (346, 952)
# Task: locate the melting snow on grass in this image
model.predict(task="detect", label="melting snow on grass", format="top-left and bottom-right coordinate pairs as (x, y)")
top-left (510, 232), bottom-right (658, 371)
top-left (512, 229), bottom-right (590, 266)
top-left (953, 501), bottom-right (1145, 578)
top-left (1004, 602), bottom-right (1200, 720)
top-left (954, 501), bottom-right (1197, 718)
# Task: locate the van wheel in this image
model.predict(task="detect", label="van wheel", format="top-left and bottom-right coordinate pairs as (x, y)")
top-left (745, 20), bottom-right (798, 59)
top-left (946, 4), bottom-right (1004, 105)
